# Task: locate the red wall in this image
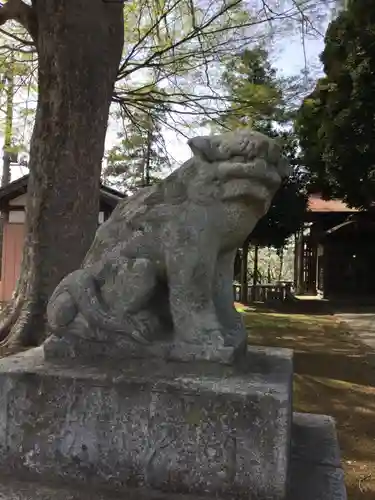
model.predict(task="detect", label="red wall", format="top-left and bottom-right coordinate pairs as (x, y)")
top-left (0, 221), bottom-right (25, 302)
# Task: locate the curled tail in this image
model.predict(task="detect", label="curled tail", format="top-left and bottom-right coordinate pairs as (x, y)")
top-left (47, 269), bottom-right (150, 345)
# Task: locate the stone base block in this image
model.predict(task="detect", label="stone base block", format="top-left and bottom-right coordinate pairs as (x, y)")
top-left (43, 333), bottom-right (247, 365)
top-left (289, 413), bottom-right (347, 500)
top-left (0, 475), bottom-right (211, 500)
top-left (0, 346), bottom-right (292, 499)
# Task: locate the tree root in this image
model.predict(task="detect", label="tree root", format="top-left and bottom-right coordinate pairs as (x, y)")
top-left (0, 294), bottom-right (24, 342)
top-left (0, 295), bottom-right (48, 356)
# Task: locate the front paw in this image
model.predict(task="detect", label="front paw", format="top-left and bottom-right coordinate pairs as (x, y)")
top-left (183, 320), bottom-right (225, 347)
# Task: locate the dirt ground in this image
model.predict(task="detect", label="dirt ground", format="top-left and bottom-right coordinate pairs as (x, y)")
top-left (238, 305), bottom-right (375, 500)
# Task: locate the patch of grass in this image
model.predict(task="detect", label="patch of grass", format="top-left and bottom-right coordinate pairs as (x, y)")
top-left (239, 305), bottom-right (375, 500)
top-left (233, 302), bottom-right (251, 313)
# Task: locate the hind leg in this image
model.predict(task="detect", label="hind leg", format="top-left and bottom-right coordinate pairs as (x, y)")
top-left (99, 257), bottom-right (164, 341)
top-left (99, 255), bottom-right (154, 308)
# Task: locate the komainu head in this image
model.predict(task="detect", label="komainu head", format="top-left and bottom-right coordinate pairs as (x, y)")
top-left (187, 128), bottom-right (290, 210)
top-left (188, 128), bottom-right (289, 171)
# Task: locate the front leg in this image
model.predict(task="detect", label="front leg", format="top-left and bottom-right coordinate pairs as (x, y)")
top-left (165, 224), bottom-right (224, 347)
top-left (214, 250), bottom-right (247, 347)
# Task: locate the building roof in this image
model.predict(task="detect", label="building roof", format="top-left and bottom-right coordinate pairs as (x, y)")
top-left (308, 194), bottom-right (358, 213)
top-left (0, 174), bottom-right (125, 211)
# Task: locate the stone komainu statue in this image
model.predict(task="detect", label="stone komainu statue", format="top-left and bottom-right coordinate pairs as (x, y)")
top-left (45, 129), bottom-right (290, 363)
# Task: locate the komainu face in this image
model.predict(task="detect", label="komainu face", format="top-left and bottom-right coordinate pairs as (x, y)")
top-left (187, 128), bottom-right (290, 215)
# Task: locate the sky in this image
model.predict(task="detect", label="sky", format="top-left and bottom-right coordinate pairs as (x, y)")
top-left (153, 33), bottom-right (325, 165)
top-left (3, 29), bottom-right (325, 182)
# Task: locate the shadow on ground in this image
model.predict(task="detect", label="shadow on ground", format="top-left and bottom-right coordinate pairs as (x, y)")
top-left (242, 309), bottom-right (375, 500)
top-left (250, 296), bottom-right (375, 316)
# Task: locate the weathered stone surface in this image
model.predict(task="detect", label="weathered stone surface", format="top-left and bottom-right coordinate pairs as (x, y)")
top-left (44, 336), bottom-right (292, 373)
top-left (0, 346), bottom-right (292, 499)
top-left (0, 476), bottom-right (122, 500)
top-left (289, 463), bottom-right (346, 500)
top-left (0, 475), bottom-right (211, 500)
top-left (291, 413), bottom-right (342, 467)
top-left (243, 345), bottom-right (294, 375)
top-left (0, 410), bottom-right (347, 500)
top-left (46, 129), bottom-right (290, 363)
top-left (289, 413), bottom-right (347, 500)
top-left (43, 333), bottom-right (247, 365)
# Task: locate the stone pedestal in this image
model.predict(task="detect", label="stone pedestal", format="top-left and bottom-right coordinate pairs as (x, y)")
top-left (289, 413), bottom-right (347, 500)
top-left (0, 346), bottom-right (292, 499)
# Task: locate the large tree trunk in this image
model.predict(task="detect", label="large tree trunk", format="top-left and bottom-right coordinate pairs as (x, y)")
top-left (0, 0), bottom-right (124, 351)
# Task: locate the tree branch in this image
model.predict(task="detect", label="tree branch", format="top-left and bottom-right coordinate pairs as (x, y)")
top-left (0, 0), bottom-right (37, 41)
top-left (118, 0), bottom-right (183, 76)
top-left (0, 27), bottom-right (33, 45)
top-left (118, 0), bottom-right (242, 80)
top-left (0, 42), bottom-right (36, 53)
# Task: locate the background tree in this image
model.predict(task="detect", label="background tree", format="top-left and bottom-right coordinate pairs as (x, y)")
top-left (216, 48), bottom-right (308, 249)
top-left (0, 31), bottom-right (37, 167)
top-left (216, 47), bottom-right (307, 301)
top-left (103, 105), bottom-right (170, 193)
top-left (295, 0), bottom-right (375, 209)
top-left (218, 47), bottom-right (286, 130)
top-left (0, 0), bottom-right (337, 147)
top-left (111, 0), bottom-right (340, 145)
top-left (251, 132), bottom-right (308, 248)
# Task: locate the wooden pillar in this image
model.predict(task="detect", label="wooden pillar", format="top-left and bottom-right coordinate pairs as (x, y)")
top-left (251, 245), bottom-right (259, 302)
top-left (240, 239), bottom-right (250, 304)
top-left (294, 232), bottom-right (299, 290)
top-left (308, 241), bottom-right (318, 295)
top-left (294, 230), bottom-right (305, 294)
top-left (253, 245), bottom-right (259, 286)
top-left (233, 250), bottom-right (241, 281)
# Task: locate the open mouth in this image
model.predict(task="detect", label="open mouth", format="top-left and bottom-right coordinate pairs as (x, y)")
top-left (218, 161), bottom-right (283, 190)
top-left (223, 178), bottom-right (277, 204)
top-left (229, 170), bottom-right (282, 193)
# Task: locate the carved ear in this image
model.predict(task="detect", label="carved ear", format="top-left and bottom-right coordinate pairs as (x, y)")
top-left (187, 136), bottom-right (217, 162)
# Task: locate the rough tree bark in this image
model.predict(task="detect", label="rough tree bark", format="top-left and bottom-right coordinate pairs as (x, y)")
top-left (0, 0), bottom-right (124, 350)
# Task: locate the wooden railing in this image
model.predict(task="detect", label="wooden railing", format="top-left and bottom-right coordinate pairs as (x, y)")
top-left (233, 282), bottom-right (293, 304)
